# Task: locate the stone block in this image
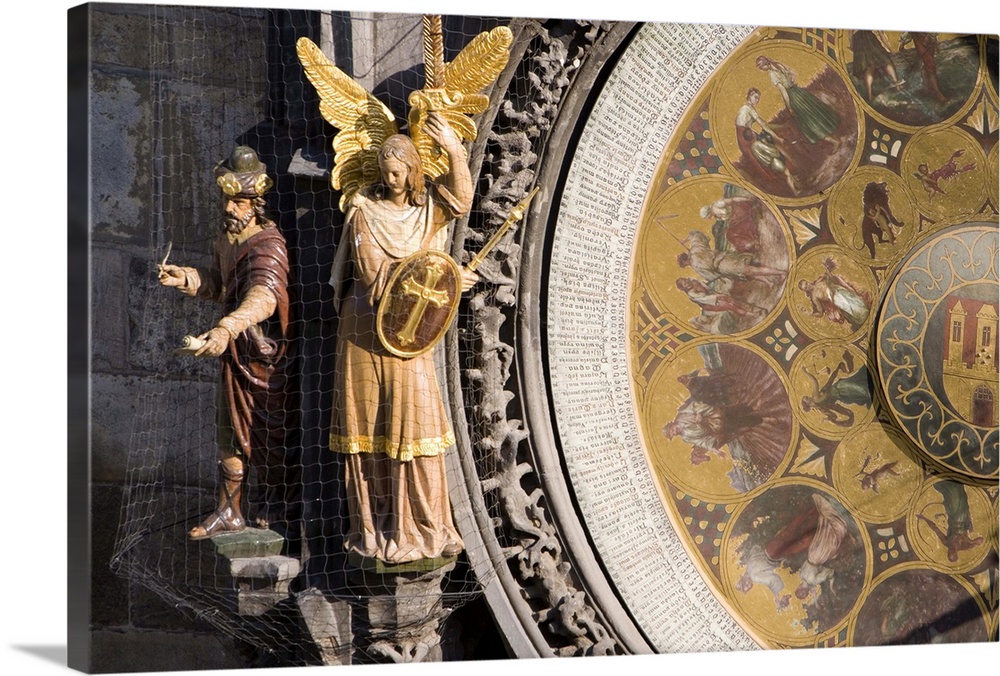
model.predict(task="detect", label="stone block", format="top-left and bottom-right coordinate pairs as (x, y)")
top-left (90, 373), bottom-right (216, 485)
top-left (361, 566), bottom-right (452, 635)
top-left (89, 239), bottom-right (219, 380)
top-left (161, 7), bottom-right (268, 87)
top-left (89, 8), bottom-right (269, 248)
top-left (125, 251), bottom-right (220, 378)
top-left (285, 177), bottom-right (339, 314)
top-left (367, 14), bottom-right (423, 121)
top-left (129, 576), bottom-right (220, 633)
top-left (91, 245), bottom-right (130, 372)
top-left (229, 555), bottom-right (301, 580)
top-left (90, 70), bottom-right (152, 243)
top-left (126, 503), bottom-right (243, 632)
top-left (90, 627), bottom-right (243, 673)
top-left (297, 587), bottom-right (353, 665)
top-left (90, 4), bottom-right (154, 71)
top-left (138, 85), bottom-right (268, 265)
top-left (367, 592), bottom-right (443, 637)
top-left (230, 554), bottom-right (301, 616)
top-left (90, 484), bottom-right (130, 627)
top-left (234, 588), bottom-right (285, 617)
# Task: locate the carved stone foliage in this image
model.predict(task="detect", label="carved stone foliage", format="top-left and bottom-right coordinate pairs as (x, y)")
top-left (453, 18), bottom-right (631, 656)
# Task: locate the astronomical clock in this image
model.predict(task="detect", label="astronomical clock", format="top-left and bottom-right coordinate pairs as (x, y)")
top-left (528, 24), bottom-right (998, 650)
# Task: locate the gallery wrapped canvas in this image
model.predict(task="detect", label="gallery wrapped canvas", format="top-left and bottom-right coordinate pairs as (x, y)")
top-left (68, 1), bottom-right (998, 673)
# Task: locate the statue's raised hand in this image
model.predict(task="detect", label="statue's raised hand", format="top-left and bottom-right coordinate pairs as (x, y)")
top-left (424, 112), bottom-right (462, 156)
top-left (158, 264), bottom-right (187, 288)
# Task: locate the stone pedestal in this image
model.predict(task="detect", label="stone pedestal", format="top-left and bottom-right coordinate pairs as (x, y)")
top-left (351, 560), bottom-right (456, 663)
top-left (203, 528), bottom-right (298, 617)
top-left (229, 556), bottom-right (301, 616)
top-left (296, 588), bottom-right (354, 666)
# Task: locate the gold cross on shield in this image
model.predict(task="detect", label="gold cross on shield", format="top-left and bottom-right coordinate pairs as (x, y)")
top-left (396, 262), bottom-right (451, 346)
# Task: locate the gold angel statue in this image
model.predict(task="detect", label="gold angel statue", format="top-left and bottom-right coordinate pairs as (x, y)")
top-left (297, 16), bottom-right (512, 565)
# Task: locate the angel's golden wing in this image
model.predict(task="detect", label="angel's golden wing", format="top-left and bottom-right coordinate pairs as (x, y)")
top-left (409, 22), bottom-right (513, 179)
top-left (444, 26), bottom-right (513, 109)
top-left (296, 37), bottom-right (399, 212)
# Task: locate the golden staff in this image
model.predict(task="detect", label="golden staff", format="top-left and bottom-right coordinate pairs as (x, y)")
top-left (467, 187), bottom-right (540, 272)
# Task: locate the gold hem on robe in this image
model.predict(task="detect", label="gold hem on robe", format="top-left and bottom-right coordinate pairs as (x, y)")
top-left (329, 431), bottom-right (456, 461)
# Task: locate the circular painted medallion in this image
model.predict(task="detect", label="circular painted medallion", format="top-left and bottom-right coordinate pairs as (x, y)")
top-left (826, 166), bottom-right (919, 267)
top-left (906, 476), bottom-right (993, 572)
top-left (831, 423), bottom-right (924, 524)
top-left (721, 481), bottom-right (870, 645)
top-left (850, 565), bottom-right (989, 645)
top-left (643, 342), bottom-right (795, 500)
top-left (900, 127), bottom-right (989, 225)
top-left (789, 341), bottom-right (875, 439)
top-left (876, 223), bottom-right (1000, 480)
top-left (635, 176), bottom-right (792, 338)
top-left (711, 41), bottom-right (860, 203)
top-left (837, 31), bottom-right (982, 130)
top-left (788, 246), bottom-right (877, 341)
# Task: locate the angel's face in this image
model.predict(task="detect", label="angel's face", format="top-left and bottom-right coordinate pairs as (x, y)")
top-left (379, 157), bottom-right (409, 198)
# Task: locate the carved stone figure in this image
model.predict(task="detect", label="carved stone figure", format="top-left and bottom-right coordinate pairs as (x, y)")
top-left (158, 146), bottom-right (294, 540)
top-left (330, 123), bottom-right (476, 563)
top-left (297, 18), bottom-right (512, 564)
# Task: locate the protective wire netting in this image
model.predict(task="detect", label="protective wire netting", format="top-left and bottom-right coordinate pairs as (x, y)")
top-left (110, 6), bottom-right (520, 665)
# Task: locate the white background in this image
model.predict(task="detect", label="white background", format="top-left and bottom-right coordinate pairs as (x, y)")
top-left (4, 0), bottom-right (996, 674)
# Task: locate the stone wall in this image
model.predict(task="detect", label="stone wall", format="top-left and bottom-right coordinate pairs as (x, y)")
top-left (84, 3), bottom-right (274, 671)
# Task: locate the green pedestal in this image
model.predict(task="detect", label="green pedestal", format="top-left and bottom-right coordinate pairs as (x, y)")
top-left (206, 527), bottom-right (284, 559)
top-left (347, 550), bottom-right (456, 575)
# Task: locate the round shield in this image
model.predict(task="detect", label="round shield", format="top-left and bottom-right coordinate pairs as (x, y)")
top-left (377, 249), bottom-right (463, 358)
